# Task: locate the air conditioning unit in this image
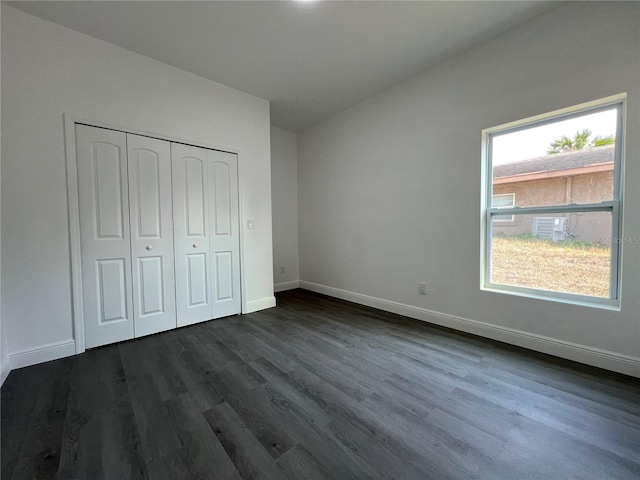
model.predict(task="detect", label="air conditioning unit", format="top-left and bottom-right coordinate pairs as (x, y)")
top-left (532, 217), bottom-right (568, 242)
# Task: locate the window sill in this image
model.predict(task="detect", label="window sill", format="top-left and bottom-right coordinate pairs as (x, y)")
top-left (481, 284), bottom-right (621, 311)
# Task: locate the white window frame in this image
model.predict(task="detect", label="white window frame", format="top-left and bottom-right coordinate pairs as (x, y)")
top-left (492, 193), bottom-right (515, 222)
top-left (480, 94), bottom-right (625, 309)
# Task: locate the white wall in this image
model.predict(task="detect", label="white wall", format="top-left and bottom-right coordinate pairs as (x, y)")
top-left (1, 6), bottom-right (274, 370)
top-left (270, 127), bottom-right (300, 291)
top-left (0, 4), bottom-right (8, 385)
top-left (298, 2), bottom-right (640, 376)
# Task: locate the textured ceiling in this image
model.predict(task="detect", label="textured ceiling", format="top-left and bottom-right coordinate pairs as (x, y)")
top-left (7, 1), bottom-right (557, 132)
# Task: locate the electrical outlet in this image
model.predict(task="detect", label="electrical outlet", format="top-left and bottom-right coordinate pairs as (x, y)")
top-left (280, 266), bottom-right (285, 274)
top-left (418, 283), bottom-right (427, 295)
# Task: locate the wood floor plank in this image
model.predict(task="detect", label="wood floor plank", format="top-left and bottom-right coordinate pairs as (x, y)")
top-left (3, 359), bottom-right (73, 480)
top-left (479, 415), bottom-right (640, 480)
top-left (119, 342), bottom-right (183, 466)
top-left (169, 333), bottom-right (228, 410)
top-left (137, 335), bottom-right (189, 402)
top-left (3, 289), bottom-right (640, 479)
top-left (248, 319), bottom-right (380, 402)
top-left (58, 347), bottom-right (146, 480)
top-left (275, 444), bottom-right (335, 480)
top-left (203, 401), bottom-right (286, 480)
top-left (249, 360), bottom-right (384, 479)
top-left (219, 322), bottom-right (298, 373)
top-left (249, 357), bottom-right (333, 429)
top-left (211, 368), bottom-right (297, 460)
top-left (163, 394), bottom-right (241, 479)
top-left (323, 410), bottom-right (439, 480)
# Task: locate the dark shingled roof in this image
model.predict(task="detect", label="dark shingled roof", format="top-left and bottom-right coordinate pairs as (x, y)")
top-left (493, 145), bottom-right (614, 179)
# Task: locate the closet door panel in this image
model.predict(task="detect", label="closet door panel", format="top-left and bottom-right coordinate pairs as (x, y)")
top-left (209, 151), bottom-right (241, 318)
top-left (127, 134), bottom-right (176, 337)
top-left (185, 159), bottom-right (206, 236)
top-left (138, 256), bottom-right (164, 314)
top-left (76, 125), bottom-right (134, 348)
top-left (97, 259), bottom-right (128, 322)
top-left (187, 253), bottom-right (208, 306)
top-left (172, 143), bottom-right (213, 327)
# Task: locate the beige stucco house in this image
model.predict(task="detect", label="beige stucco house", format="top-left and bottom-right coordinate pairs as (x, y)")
top-left (493, 146), bottom-right (614, 244)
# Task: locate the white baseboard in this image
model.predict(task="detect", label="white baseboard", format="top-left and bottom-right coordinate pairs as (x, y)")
top-left (298, 281), bottom-right (640, 378)
top-left (274, 280), bottom-right (299, 293)
top-left (245, 296), bottom-right (277, 314)
top-left (9, 339), bottom-right (77, 372)
top-left (1, 357), bottom-right (11, 386)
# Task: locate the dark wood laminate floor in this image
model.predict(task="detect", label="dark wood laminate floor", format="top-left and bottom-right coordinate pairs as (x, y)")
top-left (3, 289), bottom-right (640, 479)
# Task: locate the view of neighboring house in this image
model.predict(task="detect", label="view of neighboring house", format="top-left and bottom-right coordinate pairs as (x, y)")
top-left (492, 145), bottom-right (614, 244)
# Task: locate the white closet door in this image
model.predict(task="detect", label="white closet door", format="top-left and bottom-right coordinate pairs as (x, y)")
top-left (172, 143), bottom-right (213, 327)
top-left (76, 125), bottom-right (134, 348)
top-left (127, 134), bottom-right (176, 337)
top-left (208, 150), bottom-right (241, 318)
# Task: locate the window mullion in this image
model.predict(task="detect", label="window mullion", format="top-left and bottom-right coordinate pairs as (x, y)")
top-left (488, 202), bottom-right (616, 217)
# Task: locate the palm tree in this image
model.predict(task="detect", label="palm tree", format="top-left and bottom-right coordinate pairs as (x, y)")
top-left (547, 129), bottom-right (614, 154)
top-left (592, 134), bottom-right (615, 147)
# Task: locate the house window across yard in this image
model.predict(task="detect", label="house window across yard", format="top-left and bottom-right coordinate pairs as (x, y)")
top-left (481, 94), bottom-right (625, 307)
top-left (492, 193), bottom-right (515, 222)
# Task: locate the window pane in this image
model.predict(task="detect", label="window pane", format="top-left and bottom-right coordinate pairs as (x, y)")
top-left (493, 194), bottom-right (514, 207)
top-left (492, 194), bottom-right (514, 222)
top-left (491, 108), bottom-right (617, 208)
top-left (490, 212), bottom-right (612, 298)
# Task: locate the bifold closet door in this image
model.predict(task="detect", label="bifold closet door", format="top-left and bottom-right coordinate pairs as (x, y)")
top-left (77, 125), bottom-right (134, 348)
top-left (172, 144), bottom-right (242, 327)
top-left (77, 125), bottom-right (240, 346)
top-left (208, 150), bottom-right (241, 319)
top-left (127, 134), bottom-right (176, 337)
top-left (172, 143), bottom-right (213, 327)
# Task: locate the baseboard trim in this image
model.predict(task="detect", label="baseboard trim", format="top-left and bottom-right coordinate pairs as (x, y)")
top-left (9, 339), bottom-right (77, 372)
top-left (298, 281), bottom-right (640, 378)
top-left (1, 357), bottom-right (11, 386)
top-left (245, 296), bottom-right (277, 314)
top-left (274, 280), bottom-right (299, 293)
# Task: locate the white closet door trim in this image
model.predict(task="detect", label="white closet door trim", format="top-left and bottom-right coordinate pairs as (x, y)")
top-left (64, 116), bottom-right (85, 354)
top-left (64, 114), bottom-right (246, 354)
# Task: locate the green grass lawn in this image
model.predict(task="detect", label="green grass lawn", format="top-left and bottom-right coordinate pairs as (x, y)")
top-left (491, 236), bottom-right (611, 298)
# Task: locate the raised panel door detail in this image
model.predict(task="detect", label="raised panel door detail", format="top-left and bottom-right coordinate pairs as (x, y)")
top-left (208, 150), bottom-right (241, 320)
top-left (214, 251), bottom-right (233, 301)
top-left (127, 134), bottom-right (176, 338)
top-left (135, 149), bottom-right (162, 239)
top-left (77, 125), bottom-right (134, 349)
top-left (97, 258), bottom-right (128, 323)
top-left (172, 143), bottom-right (212, 327)
top-left (138, 256), bottom-right (164, 317)
top-left (185, 158), bottom-right (206, 237)
top-left (187, 253), bottom-right (208, 307)
top-left (93, 143), bottom-right (124, 239)
top-left (212, 162), bottom-right (231, 236)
